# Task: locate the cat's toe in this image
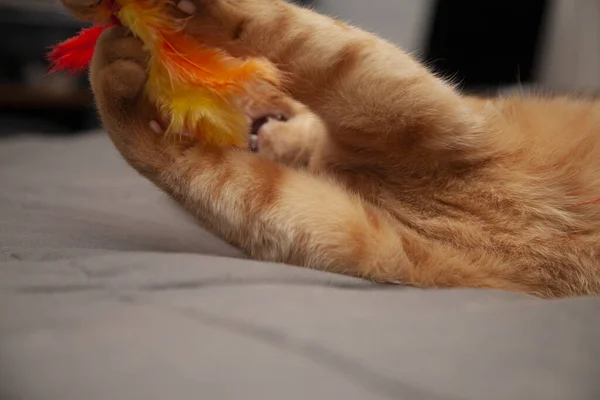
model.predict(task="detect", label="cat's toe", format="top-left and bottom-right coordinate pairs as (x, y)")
top-left (176, 0), bottom-right (197, 15)
top-left (94, 27), bottom-right (148, 70)
top-left (249, 115), bottom-right (284, 152)
top-left (254, 117), bottom-right (313, 167)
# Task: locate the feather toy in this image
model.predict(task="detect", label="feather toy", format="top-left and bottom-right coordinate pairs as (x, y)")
top-left (48, 0), bottom-right (280, 146)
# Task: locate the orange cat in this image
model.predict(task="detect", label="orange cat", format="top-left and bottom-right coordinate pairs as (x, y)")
top-left (61, 0), bottom-right (600, 298)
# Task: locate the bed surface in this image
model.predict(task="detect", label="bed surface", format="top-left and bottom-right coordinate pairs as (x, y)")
top-left (1, 133), bottom-right (599, 400)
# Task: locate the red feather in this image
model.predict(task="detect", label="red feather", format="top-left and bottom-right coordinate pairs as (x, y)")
top-left (48, 25), bottom-right (113, 74)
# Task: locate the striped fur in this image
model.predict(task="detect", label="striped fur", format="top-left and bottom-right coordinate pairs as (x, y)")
top-left (65, 0), bottom-right (600, 297)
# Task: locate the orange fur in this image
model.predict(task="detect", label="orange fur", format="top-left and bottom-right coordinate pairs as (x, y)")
top-left (62, 0), bottom-right (600, 298)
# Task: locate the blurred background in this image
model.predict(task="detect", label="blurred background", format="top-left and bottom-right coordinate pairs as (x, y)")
top-left (0, 0), bottom-right (598, 136)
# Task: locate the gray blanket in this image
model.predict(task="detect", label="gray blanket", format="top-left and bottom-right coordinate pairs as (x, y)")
top-left (1, 133), bottom-right (599, 400)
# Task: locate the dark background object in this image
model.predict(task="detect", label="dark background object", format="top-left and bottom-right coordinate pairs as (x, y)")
top-left (0, 4), bottom-right (94, 135)
top-left (0, 0), bottom-right (552, 135)
top-left (424, 0), bottom-right (550, 93)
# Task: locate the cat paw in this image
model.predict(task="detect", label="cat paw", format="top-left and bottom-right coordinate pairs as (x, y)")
top-left (253, 111), bottom-right (326, 168)
top-left (90, 26), bottom-right (148, 96)
top-left (88, 24), bottom-right (292, 180)
top-left (89, 26), bottom-right (182, 177)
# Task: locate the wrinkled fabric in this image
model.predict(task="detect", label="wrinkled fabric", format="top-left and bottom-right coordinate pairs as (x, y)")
top-left (1, 133), bottom-right (599, 400)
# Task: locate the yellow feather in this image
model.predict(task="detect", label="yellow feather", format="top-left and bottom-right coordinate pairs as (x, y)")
top-left (113, 0), bottom-right (276, 147)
